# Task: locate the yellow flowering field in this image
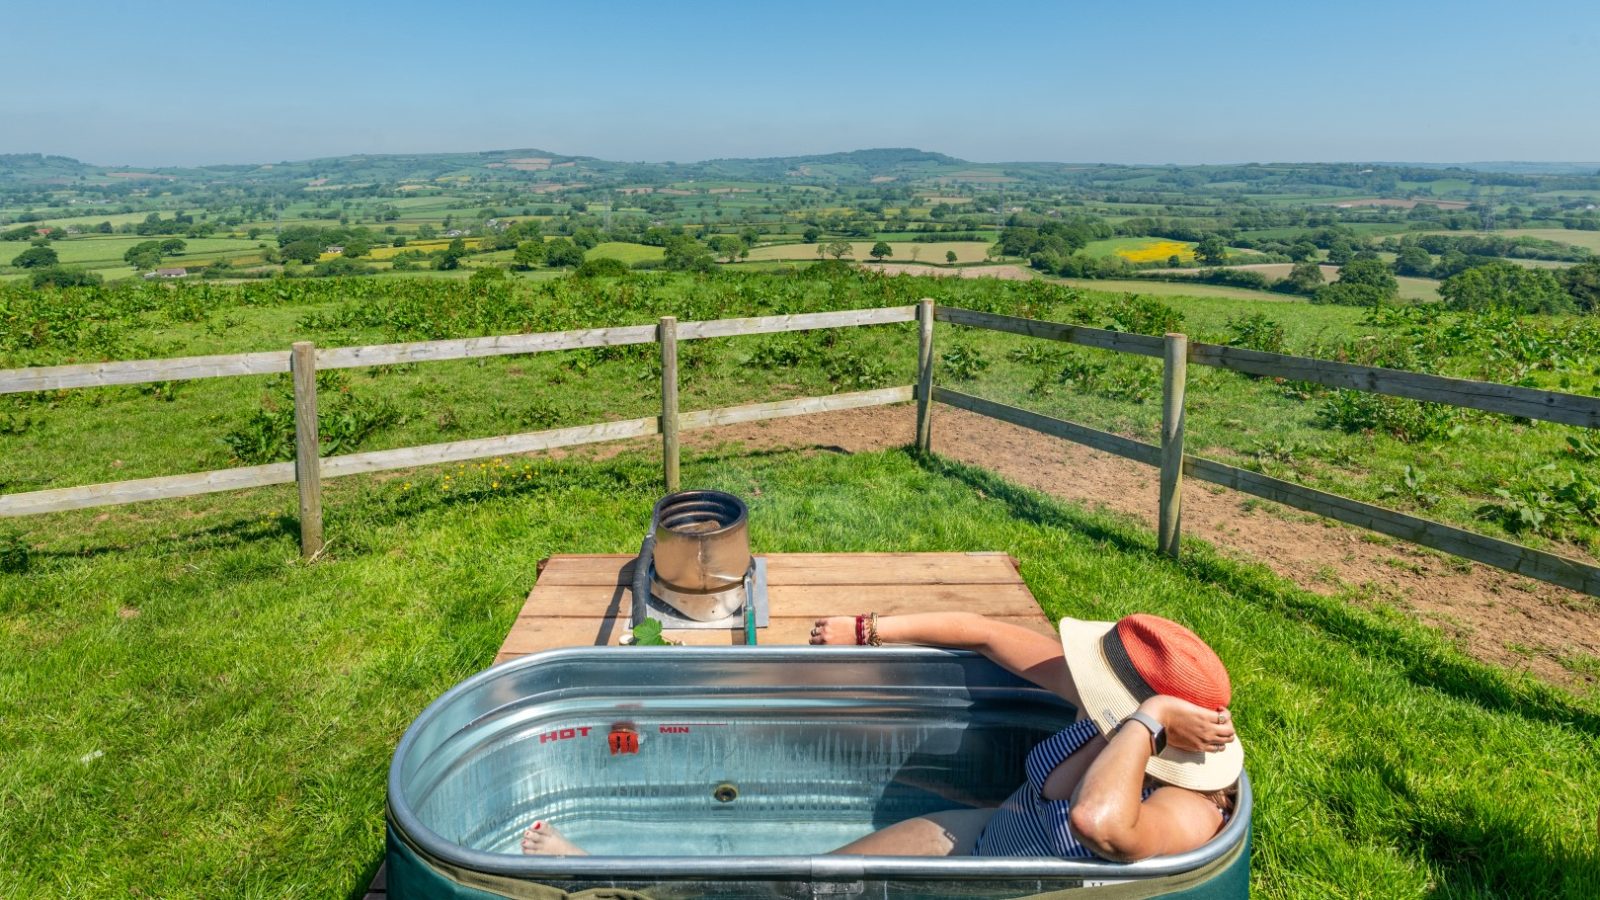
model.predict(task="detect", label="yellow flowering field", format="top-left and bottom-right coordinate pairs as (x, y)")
top-left (1117, 239), bottom-right (1194, 263)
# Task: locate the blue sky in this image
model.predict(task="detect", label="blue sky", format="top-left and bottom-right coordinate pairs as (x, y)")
top-left (3, 0), bottom-right (1597, 166)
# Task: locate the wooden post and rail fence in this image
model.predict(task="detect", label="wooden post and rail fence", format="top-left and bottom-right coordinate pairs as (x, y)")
top-left (2, 299), bottom-right (1597, 598)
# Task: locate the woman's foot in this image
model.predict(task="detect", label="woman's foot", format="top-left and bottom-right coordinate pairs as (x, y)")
top-left (520, 821), bottom-right (587, 856)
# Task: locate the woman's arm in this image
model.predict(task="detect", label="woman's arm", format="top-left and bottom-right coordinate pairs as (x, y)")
top-left (811, 612), bottom-right (1077, 705)
top-left (1064, 695), bottom-right (1233, 862)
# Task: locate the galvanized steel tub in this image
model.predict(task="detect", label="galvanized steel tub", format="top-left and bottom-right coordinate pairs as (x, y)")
top-left (386, 647), bottom-right (1251, 899)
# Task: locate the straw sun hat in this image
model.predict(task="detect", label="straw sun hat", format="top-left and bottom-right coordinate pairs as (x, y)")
top-left (1060, 613), bottom-right (1244, 792)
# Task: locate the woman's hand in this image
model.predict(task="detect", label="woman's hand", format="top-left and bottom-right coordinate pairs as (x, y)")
top-left (809, 616), bottom-right (858, 645)
top-left (1140, 695), bottom-right (1234, 754)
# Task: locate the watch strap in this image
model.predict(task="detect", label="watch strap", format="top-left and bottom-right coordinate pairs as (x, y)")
top-left (1121, 709), bottom-right (1167, 755)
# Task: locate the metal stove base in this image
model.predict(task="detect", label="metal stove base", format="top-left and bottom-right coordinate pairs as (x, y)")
top-left (637, 556), bottom-right (769, 630)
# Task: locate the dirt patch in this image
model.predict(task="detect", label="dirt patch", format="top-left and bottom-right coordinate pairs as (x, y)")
top-left (1328, 198), bottom-right (1470, 210)
top-left (866, 263), bottom-right (1034, 280)
top-left (571, 404), bottom-right (1600, 693)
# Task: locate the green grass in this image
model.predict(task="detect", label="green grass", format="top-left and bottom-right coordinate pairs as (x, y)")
top-left (1, 446), bottom-right (1597, 897)
top-left (6, 236), bottom-right (264, 270)
top-left (586, 241), bottom-right (665, 264)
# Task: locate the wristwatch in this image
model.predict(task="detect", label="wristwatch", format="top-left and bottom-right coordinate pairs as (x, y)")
top-left (1120, 710), bottom-right (1167, 755)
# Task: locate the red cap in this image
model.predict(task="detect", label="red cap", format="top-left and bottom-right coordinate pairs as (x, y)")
top-left (1116, 614), bottom-right (1231, 710)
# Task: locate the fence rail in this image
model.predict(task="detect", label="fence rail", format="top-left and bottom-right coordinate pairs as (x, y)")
top-left (934, 305), bottom-right (1600, 597)
top-left (2, 298), bottom-right (1596, 598)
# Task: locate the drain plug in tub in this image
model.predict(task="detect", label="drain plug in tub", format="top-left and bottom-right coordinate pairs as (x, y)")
top-left (713, 782), bottom-right (739, 803)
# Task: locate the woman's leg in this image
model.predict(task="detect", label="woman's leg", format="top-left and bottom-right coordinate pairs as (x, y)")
top-left (828, 808), bottom-right (997, 856)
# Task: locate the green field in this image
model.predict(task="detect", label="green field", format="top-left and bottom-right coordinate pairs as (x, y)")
top-left (743, 240), bottom-right (991, 263)
top-left (1082, 236), bottom-right (1197, 262)
top-left (586, 241), bottom-right (665, 264)
top-left (4, 235), bottom-right (265, 272)
top-left (2, 271), bottom-right (1599, 897)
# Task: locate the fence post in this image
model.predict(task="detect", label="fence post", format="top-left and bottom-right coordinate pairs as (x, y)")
top-left (1159, 333), bottom-right (1188, 558)
top-left (291, 341), bottom-right (324, 559)
top-left (659, 316), bottom-right (680, 492)
top-left (915, 299), bottom-right (935, 454)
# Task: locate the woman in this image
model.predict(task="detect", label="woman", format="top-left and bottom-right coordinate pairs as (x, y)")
top-left (522, 611), bottom-right (1240, 862)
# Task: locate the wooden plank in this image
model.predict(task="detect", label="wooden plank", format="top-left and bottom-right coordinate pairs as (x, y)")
top-left (1159, 334), bottom-right (1187, 558)
top-left (499, 616), bottom-right (631, 652)
top-left (1185, 456), bottom-right (1600, 597)
top-left (679, 386), bottom-right (914, 431)
top-left (1188, 341), bottom-right (1600, 430)
top-left (0, 463), bottom-right (294, 516)
top-left (319, 418), bottom-right (660, 478)
top-left (529, 553), bottom-right (1024, 587)
top-left (0, 350), bottom-right (289, 395)
top-left (518, 582), bottom-right (1044, 619)
top-left (675, 306), bottom-right (916, 340)
top-left (500, 615), bottom-right (1055, 654)
top-left (934, 306), bottom-right (1165, 358)
top-left (659, 317), bottom-right (679, 492)
top-left (933, 388), bottom-right (1162, 467)
top-left (291, 342), bottom-right (323, 559)
top-left (916, 299), bottom-right (935, 453)
top-left (314, 324), bottom-right (658, 370)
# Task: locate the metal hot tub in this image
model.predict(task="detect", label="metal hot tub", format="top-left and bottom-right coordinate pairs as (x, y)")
top-left (386, 647), bottom-right (1251, 899)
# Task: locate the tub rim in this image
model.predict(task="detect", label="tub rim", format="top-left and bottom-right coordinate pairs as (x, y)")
top-left (387, 645), bottom-right (1253, 882)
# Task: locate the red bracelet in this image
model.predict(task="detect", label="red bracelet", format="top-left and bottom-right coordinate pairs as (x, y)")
top-left (855, 615), bottom-right (867, 646)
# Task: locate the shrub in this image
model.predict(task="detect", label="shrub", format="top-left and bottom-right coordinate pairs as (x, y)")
top-left (1440, 262), bottom-right (1574, 315)
top-left (1224, 313), bottom-right (1287, 353)
top-left (1102, 295), bottom-right (1183, 336)
top-left (940, 342), bottom-right (989, 380)
top-left (1316, 390), bottom-right (1464, 442)
top-left (574, 257), bottom-right (630, 278)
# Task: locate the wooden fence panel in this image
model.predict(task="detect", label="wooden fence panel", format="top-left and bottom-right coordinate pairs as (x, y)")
top-left (932, 388), bottom-right (1162, 466)
top-left (934, 306), bottom-right (1166, 357)
top-left (676, 306), bottom-right (916, 340)
top-left (1184, 456), bottom-right (1600, 596)
top-left (1188, 341), bottom-right (1600, 429)
top-left (679, 386), bottom-right (914, 430)
top-left (316, 325), bottom-right (659, 370)
top-left (0, 351), bottom-right (290, 394)
top-left (0, 463), bottom-right (296, 516)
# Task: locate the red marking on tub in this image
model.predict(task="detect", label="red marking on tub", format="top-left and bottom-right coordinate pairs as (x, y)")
top-left (609, 727), bottom-right (640, 755)
top-left (538, 726), bottom-right (593, 744)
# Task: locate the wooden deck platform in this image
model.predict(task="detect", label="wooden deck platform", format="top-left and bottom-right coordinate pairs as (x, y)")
top-left (496, 551), bottom-right (1054, 662)
top-left (365, 551), bottom-right (1052, 897)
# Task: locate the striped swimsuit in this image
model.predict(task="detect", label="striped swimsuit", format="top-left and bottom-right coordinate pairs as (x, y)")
top-left (972, 719), bottom-right (1155, 858)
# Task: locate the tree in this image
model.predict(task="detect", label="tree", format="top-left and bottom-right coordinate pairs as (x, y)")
top-left (159, 238), bottom-right (187, 255)
top-left (1559, 258), bottom-right (1600, 312)
top-left (1440, 262), bottom-right (1574, 314)
top-left (511, 240), bottom-right (546, 271)
top-left (662, 235), bottom-right (714, 272)
top-left (1194, 235), bottom-right (1228, 266)
top-left (1392, 245), bottom-right (1433, 277)
top-left (11, 245), bottom-right (58, 268)
top-left (543, 237), bottom-right (585, 268)
top-left (435, 237), bottom-right (467, 270)
top-left (1287, 241), bottom-right (1319, 263)
top-left (708, 235), bottom-right (744, 263)
top-left (1277, 260), bottom-right (1325, 295)
top-left (280, 239), bottom-right (323, 264)
top-left (946, 250), bottom-right (958, 265)
top-left (825, 240), bottom-right (853, 260)
top-left (869, 241), bottom-right (893, 261)
top-left (30, 266), bottom-right (101, 288)
top-left (1336, 256), bottom-right (1399, 299)
top-left (417, 224), bottom-right (438, 240)
top-left (802, 225), bottom-right (822, 243)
